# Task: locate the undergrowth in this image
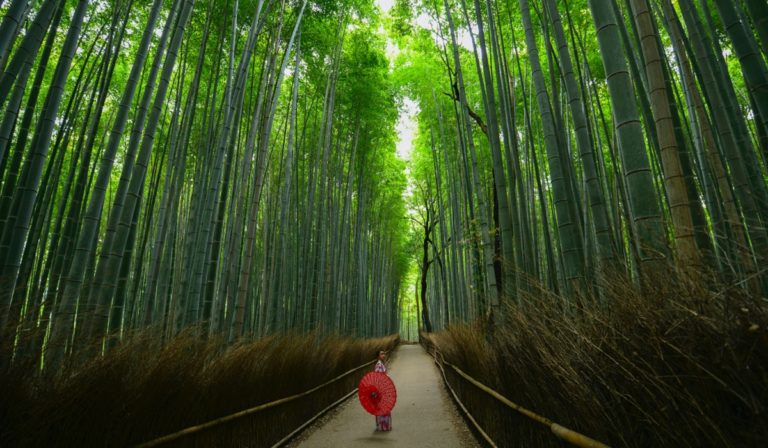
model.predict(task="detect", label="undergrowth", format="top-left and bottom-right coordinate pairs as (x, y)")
top-left (425, 273), bottom-right (768, 447)
top-left (0, 331), bottom-right (399, 447)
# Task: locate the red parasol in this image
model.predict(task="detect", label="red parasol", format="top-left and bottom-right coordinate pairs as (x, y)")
top-left (358, 372), bottom-right (397, 416)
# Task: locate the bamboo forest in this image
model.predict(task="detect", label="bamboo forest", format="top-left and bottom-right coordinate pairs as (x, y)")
top-left (0, 0), bottom-right (766, 446)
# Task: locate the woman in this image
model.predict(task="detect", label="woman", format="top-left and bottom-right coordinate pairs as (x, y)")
top-left (374, 350), bottom-right (392, 431)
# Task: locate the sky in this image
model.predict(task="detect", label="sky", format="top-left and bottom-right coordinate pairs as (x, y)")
top-left (375, 0), bottom-right (395, 13)
top-left (396, 98), bottom-right (419, 161)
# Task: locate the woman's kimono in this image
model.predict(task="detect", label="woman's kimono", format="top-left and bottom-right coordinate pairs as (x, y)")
top-left (374, 360), bottom-right (392, 431)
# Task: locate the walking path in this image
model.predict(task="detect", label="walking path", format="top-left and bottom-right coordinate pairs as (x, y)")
top-left (292, 344), bottom-right (479, 447)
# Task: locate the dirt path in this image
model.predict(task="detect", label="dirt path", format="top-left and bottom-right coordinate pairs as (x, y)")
top-left (291, 344), bottom-right (479, 447)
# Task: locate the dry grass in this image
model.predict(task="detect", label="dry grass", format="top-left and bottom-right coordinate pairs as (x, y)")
top-left (425, 272), bottom-right (768, 447)
top-left (0, 330), bottom-right (399, 447)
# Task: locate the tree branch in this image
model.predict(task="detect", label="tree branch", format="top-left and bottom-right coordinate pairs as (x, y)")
top-left (443, 85), bottom-right (488, 136)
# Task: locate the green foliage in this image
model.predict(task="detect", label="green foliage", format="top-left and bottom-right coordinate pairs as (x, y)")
top-left (1, 0), bottom-right (766, 390)
top-left (340, 28), bottom-right (395, 133)
top-left (391, 0), bottom-right (415, 37)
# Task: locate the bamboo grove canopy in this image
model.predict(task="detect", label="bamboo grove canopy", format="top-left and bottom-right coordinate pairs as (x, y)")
top-left (1, 0), bottom-right (767, 367)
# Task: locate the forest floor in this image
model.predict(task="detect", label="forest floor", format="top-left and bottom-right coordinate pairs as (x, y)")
top-left (288, 343), bottom-right (479, 447)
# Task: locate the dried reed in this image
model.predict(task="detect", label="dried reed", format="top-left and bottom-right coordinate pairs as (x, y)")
top-left (427, 272), bottom-right (768, 447)
top-left (0, 331), bottom-right (399, 447)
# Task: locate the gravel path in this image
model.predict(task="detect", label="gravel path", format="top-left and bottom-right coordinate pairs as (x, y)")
top-left (289, 344), bottom-right (480, 448)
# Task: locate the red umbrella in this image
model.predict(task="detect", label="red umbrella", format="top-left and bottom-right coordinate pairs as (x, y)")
top-left (358, 372), bottom-right (397, 416)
